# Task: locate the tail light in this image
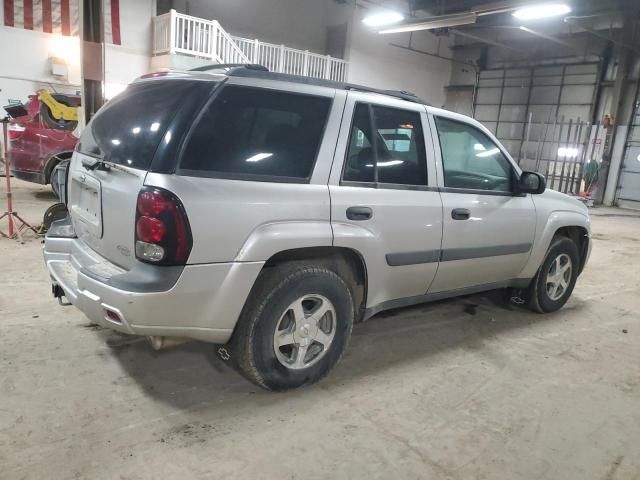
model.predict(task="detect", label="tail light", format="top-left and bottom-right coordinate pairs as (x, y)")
top-left (135, 187), bottom-right (192, 265)
top-left (8, 124), bottom-right (25, 140)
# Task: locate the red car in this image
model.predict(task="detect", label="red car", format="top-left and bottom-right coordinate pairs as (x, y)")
top-left (8, 93), bottom-right (80, 185)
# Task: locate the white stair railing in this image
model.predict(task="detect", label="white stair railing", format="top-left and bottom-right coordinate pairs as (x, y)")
top-left (152, 10), bottom-right (349, 82)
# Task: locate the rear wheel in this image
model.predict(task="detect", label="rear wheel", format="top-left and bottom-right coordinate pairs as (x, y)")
top-left (528, 236), bottom-right (580, 313)
top-left (220, 263), bottom-right (354, 391)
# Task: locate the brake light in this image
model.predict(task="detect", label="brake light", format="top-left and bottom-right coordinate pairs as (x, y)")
top-left (8, 124), bottom-right (25, 140)
top-left (135, 187), bottom-right (192, 265)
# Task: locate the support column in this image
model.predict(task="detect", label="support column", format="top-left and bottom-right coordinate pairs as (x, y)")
top-left (81, 0), bottom-right (105, 123)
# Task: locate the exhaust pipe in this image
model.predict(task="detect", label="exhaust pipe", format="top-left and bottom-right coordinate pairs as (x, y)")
top-left (148, 336), bottom-right (190, 351)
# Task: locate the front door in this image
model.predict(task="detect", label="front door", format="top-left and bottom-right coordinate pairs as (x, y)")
top-left (329, 93), bottom-right (443, 310)
top-left (428, 114), bottom-right (536, 293)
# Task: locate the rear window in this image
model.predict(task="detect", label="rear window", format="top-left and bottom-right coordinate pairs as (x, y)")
top-left (179, 86), bottom-right (332, 180)
top-left (77, 79), bottom-right (205, 169)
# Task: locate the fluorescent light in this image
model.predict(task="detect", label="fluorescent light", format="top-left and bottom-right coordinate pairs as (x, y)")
top-left (246, 152), bottom-right (273, 163)
top-left (558, 147), bottom-right (579, 158)
top-left (111, 139), bottom-right (121, 146)
top-left (513, 3), bottom-right (571, 20)
top-left (132, 126), bottom-right (141, 134)
top-left (476, 148), bottom-right (500, 158)
top-left (362, 10), bottom-right (404, 27)
top-left (150, 122), bottom-right (161, 132)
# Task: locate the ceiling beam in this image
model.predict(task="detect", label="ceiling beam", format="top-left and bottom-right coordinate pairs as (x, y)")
top-left (449, 28), bottom-right (524, 53)
top-left (516, 26), bottom-right (573, 48)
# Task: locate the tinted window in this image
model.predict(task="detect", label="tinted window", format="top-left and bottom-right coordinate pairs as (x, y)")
top-left (342, 103), bottom-right (427, 186)
top-left (77, 79), bottom-right (204, 169)
top-left (343, 104), bottom-right (375, 183)
top-left (180, 86), bottom-right (331, 180)
top-left (435, 117), bottom-right (513, 192)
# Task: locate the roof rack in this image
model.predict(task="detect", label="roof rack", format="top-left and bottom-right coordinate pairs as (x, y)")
top-left (191, 64), bottom-right (431, 106)
top-left (343, 85), bottom-right (428, 105)
top-left (189, 63), bottom-right (269, 73)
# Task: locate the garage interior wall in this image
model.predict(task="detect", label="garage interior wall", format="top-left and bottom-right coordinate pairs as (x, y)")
top-left (103, 0), bottom-right (156, 95)
top-left (0, 0), bottom-right (155, 113)
top-left (344, 4), bottom-right (452, 106)
top-left (160, 0), bottom-right (452, 106)
top-left (0, 10), bottom-right (81, 108)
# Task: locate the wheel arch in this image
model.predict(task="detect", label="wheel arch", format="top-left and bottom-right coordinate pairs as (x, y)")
top-left (520, 211), bottom-right (590, 279)
top-left (43, 151), bottom-right (73, 184)
top-left (261, 246), bottom-right (369, 322)
top-left (552, 225), bottom-right (590, 274)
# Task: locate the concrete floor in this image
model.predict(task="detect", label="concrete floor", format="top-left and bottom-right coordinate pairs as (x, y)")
top-left (1, 179), bottom-right (639, 480)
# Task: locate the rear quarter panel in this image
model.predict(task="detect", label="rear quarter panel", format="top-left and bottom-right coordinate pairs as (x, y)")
top-left (144, 174), bottom-right (333, 263)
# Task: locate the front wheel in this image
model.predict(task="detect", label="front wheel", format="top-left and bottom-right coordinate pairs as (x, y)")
top-left (528, 236), bottom-right (580, 313)
top-left (220, 263), bottom-right (354, 391)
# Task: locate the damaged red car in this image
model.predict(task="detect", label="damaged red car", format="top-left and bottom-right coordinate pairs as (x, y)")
top-left (8, 92), bottom-right (80, 185)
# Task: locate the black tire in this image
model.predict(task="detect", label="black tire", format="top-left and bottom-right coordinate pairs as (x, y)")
top-left (219, 263), bottom-right (354, 391)
top-left (528, 236), bottom-right (580, 313)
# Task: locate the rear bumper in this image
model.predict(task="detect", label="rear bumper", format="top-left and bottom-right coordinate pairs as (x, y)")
top-left (43, 220), bottom-right (263, 344)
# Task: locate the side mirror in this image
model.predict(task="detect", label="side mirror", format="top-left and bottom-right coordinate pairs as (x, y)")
top-left (518, 171), bottom-right (546, 194)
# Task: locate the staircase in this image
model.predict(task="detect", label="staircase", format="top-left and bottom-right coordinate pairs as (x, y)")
top-left (152, 10), bottom-right (349, 82)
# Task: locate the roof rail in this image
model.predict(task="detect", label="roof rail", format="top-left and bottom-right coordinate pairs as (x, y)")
top-left (197, 64), bottom-right (431, 106)
top-left (344, 85), bottom-right (428, 105)
top-left (190, 63), bottom-right (269, 73)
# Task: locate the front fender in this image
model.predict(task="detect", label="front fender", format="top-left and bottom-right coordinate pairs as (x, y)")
top-left (518, 210), bottom-right (590, 279)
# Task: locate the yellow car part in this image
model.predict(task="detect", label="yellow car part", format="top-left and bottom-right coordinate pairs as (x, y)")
top-left (37, 89), bottom-right (79, 122)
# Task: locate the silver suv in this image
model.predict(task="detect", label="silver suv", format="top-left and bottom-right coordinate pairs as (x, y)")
top-left (44, 66), bottom-right (591, 390)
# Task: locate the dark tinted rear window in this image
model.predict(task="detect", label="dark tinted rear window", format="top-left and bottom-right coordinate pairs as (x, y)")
top-left (179, 86), bottom-right (332, 180)
top-left (77, 79), bottom-right (206, 169)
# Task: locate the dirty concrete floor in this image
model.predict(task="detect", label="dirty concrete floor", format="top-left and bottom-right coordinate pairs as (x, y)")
top-left (1, 179), bottom-right (639, 480)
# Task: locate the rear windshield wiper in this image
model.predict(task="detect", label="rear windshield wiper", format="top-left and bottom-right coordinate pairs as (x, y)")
top-left (81, 158), bottom-right (139, 177)
top-left (82, 158), bottom-right (109, 171)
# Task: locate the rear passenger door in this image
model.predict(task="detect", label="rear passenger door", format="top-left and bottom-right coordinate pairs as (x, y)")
top-left (329, 93), bottom-right (443, 311)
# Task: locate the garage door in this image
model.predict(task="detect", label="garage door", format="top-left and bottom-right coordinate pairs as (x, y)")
top-left (616, 91), bottom-right (640, 209)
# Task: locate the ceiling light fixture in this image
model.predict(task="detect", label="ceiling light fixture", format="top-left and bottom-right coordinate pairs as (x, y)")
top-left (513, 3), bottom-right (571, 21)
top-left (362, 10), bottom-right (404, 27)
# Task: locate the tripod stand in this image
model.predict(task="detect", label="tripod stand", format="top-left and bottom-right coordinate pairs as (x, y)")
top-left (0, 116), bottom-right (38, 241)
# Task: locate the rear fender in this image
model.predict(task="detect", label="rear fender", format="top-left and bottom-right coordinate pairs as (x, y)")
top-left (234, 221), bottom-right (333, 262)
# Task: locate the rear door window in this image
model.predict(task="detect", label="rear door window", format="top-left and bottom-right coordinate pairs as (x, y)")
top-left (342, 103), bottom-right (428, 187)
top-left (179, 86), bottom-right (332, 181)
top-left (77, 79), bottom-right (207, 169)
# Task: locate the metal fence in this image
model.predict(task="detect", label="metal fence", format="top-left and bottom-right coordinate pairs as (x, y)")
top-left (152, 10), bottom-right (349, 82)
top-left (519, 115), bottom-right (605, 195)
